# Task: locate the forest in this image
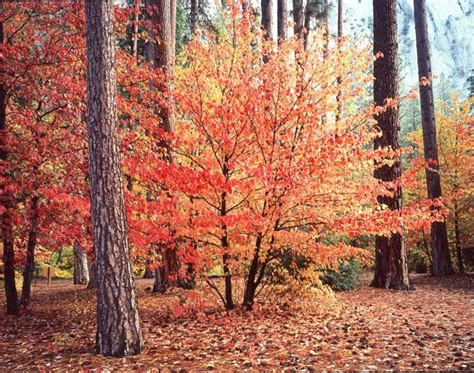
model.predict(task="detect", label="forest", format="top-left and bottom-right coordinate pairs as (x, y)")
top-left (0, 0), bottom-right (473, 370)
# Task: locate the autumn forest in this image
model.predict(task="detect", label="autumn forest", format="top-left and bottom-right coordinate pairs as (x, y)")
top-left (0, 0), bottom-right (473, 370)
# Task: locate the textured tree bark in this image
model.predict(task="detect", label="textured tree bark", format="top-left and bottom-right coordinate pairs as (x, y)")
top-left (73, 241), bottom-right (90, 285)
top-left (19, 196), bottom-right (40, 307)
top-left (277, 0), bottom-right (288, 41)
top-left (85, 0), bottom-right (143, 356)
top-left (371, 0), bottom-right (412, 290)
top-left (292, 0), bottom-right (304, 37)
top-left (414, 0), bottom-right (454, 276)
top-left (0, 0), bottom-right (19, 316)
top-left (261, 0), bottom-right (275, 41)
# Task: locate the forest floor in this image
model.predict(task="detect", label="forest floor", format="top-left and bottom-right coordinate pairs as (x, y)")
top-left (0, 274), bottom-right (473, 370)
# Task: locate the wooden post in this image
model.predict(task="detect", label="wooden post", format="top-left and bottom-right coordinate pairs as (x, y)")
top-left (47, 267), bottom-right (52, 286)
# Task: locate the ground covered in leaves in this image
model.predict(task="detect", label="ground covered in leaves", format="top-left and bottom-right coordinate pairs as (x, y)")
top-left (1, 274), bottom-right (473, 370)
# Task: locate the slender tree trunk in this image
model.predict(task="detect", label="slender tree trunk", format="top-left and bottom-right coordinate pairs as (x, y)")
top-left (371, 0), bottom-right (412, 290)
top-left (414, 0), bottom-right (453, 276)
top-left (453, 203), bottom-right (464, 272)
top-left (190, 0), bottom-right (197, 34)
top-left (277, 0), bottom-right (288, 41)
top-left (292, 0), bottom-right (304, 37)
top-left (87, 259), bottom-right (96, 289)
top-left (220, 185), bottom-right (234, 309)
top-left (19, 196), bottom-right (40, 307)
top-left (261, 0), bottom-right (275, 41)
top-left (336, 0), bottom-right (343, 122)
top-left (73, 241), bottom-right (90, 285)
top-left (85, 0), bottom-right (142, 356)
top-left (243, 233), bottom-right (262, 310)
top-left (132, 0), bottom-right (140, 60)
top-left (0, 0), bottom-right (19, 316)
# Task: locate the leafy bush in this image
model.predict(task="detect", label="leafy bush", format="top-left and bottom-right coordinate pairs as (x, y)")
top-left (321, 258), bottom-right (362, 291)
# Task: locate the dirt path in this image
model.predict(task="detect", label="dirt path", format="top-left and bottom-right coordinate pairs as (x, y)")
top-left (1, 274), bottom-right (472, 370)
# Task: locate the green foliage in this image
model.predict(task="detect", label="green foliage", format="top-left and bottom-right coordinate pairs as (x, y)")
top-left (321, 258), bottom-right (362, 291)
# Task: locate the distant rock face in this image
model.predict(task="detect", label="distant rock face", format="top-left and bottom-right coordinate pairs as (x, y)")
top-left (330, 0), bottom-right (473, 93)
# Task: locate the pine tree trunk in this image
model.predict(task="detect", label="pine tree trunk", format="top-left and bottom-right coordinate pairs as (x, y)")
top-left (0, 0), bottom-right (19, 316)
top-left (371, 0), bottom-right (412, 290)
top-left (261, 0), bottom-right (275, 40)
top-left (73, 241), bottom-right (90, 285)
top-left (85, 0), bottom-right (142, 356)
top-left (19, 196), bottom-right (40, 307)
top-left (413, 0), bottom-right (454, 276)
top-left (277, 0), bottom-right (288, 41)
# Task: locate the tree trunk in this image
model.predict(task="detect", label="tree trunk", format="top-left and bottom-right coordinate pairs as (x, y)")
top-left (19, 196), bottom-right (40, 307)
top-left (243, 233), bottom-right (262, 310)
top-left (413, 0), bottom-right (454, 276)
top-left (277, 0), bottom-right (288, 41)
top-left (190, 0), bottom-right (197, 34)
top-left (292, 0), bottom-right (304, 37)
top-left (336, 0), bottom-right (343, 122)
top-left (261, 0), bottom-right (275, 41)
top-left (337, 0), bottom-right (343, 38)
top-left (85, 0), bottom-right (142, 356)
top-left (87, 260), bottom-right (96, 289)
top-left (145, 0), bottom-right (181, 293)
top-left (303, 2), bottom-right (311, 50)
top-left (0, 0), bottom-right (19, 316)
top-left (73, 241), bottom-right (90, 285)
top-left (371, 0), bottom-right (412, 290)
top-left (143, 265), bottom-right (153, 279)
top-left (454, 203), bottom-right (464, 272)
top-left (132, 0), bottom-right (140, 59)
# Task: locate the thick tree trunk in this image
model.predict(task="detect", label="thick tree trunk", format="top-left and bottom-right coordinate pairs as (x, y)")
top-left (414, 0), bottom-right (453, 276)
top-left (0, 0), bottom-right (19, 316)
top-left (19, 196), bottom-right (40, 307)
top-left (292, 0), bottom-right (304, 37)
top-left (261, 0), bottom-right (275, 41)
top-left (277, 0), bottom-right (288, 41)
top-left (454, 204), bottom-right (464, 272)
top-left (73, 241), bottom-right (90, 285)
top-left (371, 0), bottom-right (412, 290)
top-left (85, 0), bottom-right (142, 356)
